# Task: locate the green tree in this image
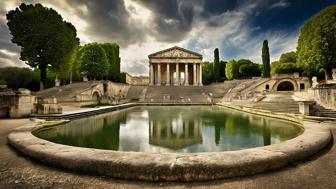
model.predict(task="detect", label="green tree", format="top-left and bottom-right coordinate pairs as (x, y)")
top-left (218, 60), bottom-right (227, 81)
top-left (79, 43), bottom-right (109, 80)
top-left (225, 60), bottom-right (239, 80)
top-left (239, 62), bottom-right (261, 78)
top-left (262, 40), bottom-right (270, 77)
top-left (213, 48), bottom-right (220, 82)
top-left (273, 63), bottom-right (300, 74)
top-left (0, 67), bottom-right (40, 91)
top-left (6, 3), bottom-right (79, 90)
top-left (100, 43), bottom-right (121, 82)
top-left (279, 51), bottom-right (296, 63)
top-left (297, 5), bottom-right (336, 79)
top-left (202, 61), bottom-right (214, 85)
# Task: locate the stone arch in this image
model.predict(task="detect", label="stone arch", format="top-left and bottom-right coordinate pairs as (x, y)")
top-left (92, 90), bottom-right (101, 101)
top-left (272, 79), bottom-right (298, 91)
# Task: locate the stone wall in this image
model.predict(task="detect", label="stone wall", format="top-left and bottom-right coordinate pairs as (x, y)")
top-left (70, 81), bottom-right (130, 106)
top-left (0, 89), bottom-right (35, 118)
top-left (309, 85), bottom-right (336, 109)
top-left (126, 73), bottom-right (149, 85)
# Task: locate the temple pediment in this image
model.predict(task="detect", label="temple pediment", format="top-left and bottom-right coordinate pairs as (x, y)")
top-left (148, 46), bottom-right (202, 59)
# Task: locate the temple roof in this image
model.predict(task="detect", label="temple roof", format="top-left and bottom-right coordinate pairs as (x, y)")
top-left (148, 46), bottom-right (202, 59)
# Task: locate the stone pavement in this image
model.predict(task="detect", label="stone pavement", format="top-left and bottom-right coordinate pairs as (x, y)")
top-left (0, 119), bottom-right (335, 189)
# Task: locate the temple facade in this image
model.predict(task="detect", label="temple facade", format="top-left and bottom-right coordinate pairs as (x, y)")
top-left (148, 46), bottom-right (203, 86)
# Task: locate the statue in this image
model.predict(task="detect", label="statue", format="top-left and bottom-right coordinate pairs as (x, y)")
top-left (332, 69), bottom-right (336, 81)
top-left (312, 76), bottom-right (318, 88)
top-left (55, 75), bottom-right (60, 87)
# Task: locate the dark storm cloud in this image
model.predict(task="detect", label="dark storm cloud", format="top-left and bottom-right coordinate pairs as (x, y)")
top-left (137, 0), bottom-right (203, 42)
top-left (0, 22), bottom-right (20, 53)
top-left (65, 0), bottom-right (145, 46)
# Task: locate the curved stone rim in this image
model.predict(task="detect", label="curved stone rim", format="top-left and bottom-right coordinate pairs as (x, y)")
top-left (7, 118), bottom-right (332, 181)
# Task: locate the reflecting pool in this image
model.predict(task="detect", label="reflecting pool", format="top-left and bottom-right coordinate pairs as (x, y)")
top-left (34, 106), bottom-right (303, 153)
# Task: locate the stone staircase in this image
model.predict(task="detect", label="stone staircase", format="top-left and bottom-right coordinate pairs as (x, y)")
top-left (36, 81), bottom-right (101, 100)
top-left (312, 104), bottom-right (336, 118)
top-left (143, 86), bottom-right (211, 104)
top-left (125, 86), bottom-right (147, 100)
top-left (251, 92), bottom-right (300, 114)
top-left (230, 92), bottom-right (300, 114)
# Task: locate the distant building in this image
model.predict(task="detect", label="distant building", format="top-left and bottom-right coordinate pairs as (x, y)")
top-left (148, 46), bottom-right (203, 86)
top-left (125, 73), bottom-right (149, 86)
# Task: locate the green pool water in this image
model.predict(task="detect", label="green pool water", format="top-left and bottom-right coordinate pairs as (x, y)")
top-left (34, 106), bottom-right (303, 153)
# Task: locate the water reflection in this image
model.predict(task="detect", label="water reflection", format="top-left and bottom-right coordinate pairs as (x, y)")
top-left (34, 106), bottom-right (302, 152)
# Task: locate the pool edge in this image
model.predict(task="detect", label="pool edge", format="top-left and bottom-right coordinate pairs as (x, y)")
top-left (7, 106), bottom-right (333, 181)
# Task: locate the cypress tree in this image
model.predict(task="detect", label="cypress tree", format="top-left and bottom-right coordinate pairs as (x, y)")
top-left (262, 40), bottom-right (271, 77)
top-left (214, 48), bottom-right (220, 81)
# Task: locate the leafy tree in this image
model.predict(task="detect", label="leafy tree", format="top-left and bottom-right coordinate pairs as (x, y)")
top-left (79, 43), bottom-right (109, 80)
top-left (213, 48), bottom-right (220, 82)
top-left (297, 5), bottom-right (336, 79)
top-left (272, 63), bottom-right (300, 74)
top-left (6, 3), bottom-right (79, 90)
top-left (239, 62), bottom-right (261, 78)
top-left (262, 40), bottom-right (270, 77)
top-left (218, 60), bottom-right (227, 81)
top-left (0, 67), bottom-right (40, 91)
top-left (100, 43), bottom-right (121, 82)
top-left (202, 61), bottom-right (214, 85)
top-left (225, 60), bottom-right (239, 80)
top-left (279, 51), bottom-right (296, 63)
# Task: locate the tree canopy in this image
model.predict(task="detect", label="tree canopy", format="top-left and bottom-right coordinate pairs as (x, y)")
top-left (79, 43), bottom-right (109, 80)
top-left (0, 67), bottom-right (40, 91)
top-left (6, 3), bottom-right (79, 90)
top-left (100, 43), bottom-right (121, 82)
top-left (213, 48), bottom-right (220, 82)
top-left (271, 51), bottom-right (301, 75)
top-left (225, 60), bottom-right (239, 80)
top-left (262, 40), bottom-right (270, 78)
top-left (297, 5), bottom-right (336, 79)
top-left (202, 61), bottom-right (214, 85)
top-left (279, 51), bottom-right (296, 63)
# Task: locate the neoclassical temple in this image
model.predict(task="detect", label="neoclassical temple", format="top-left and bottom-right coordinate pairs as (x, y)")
top-left (148, 46), bottom-right (203, 86)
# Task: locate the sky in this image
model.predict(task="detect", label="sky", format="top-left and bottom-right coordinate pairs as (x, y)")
top-left (0, 0), bottom-right (335, 76)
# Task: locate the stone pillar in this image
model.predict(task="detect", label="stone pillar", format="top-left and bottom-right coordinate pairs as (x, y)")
top-left (199, 63), bottom-right (203, 86)
top-left (193, 63), bottom-right (197, 86)
top-left (157, 63), bottom-right (161, 86)
top-left (175, 63), bottom-right (179, 86)
top-left (166, 64), bottom-right (170, 86)
top-left (185, 63), bottom-right (189, 86)
top-left (150, 63), bottom-right (154, 86)
top-left (298, 101), bottom-right (315, 116)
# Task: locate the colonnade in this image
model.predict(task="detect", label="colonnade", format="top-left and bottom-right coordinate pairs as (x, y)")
top-left (149, 63), bottom-right (202, 86)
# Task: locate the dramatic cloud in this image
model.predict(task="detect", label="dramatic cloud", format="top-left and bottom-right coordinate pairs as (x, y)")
top-left (0, 0), bottom-right (335, 75)
top-left (269, 0), bottom-right (290, 9)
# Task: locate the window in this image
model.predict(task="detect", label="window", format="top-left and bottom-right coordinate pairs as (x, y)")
top-left (300, 83), bottom-right (305, 90)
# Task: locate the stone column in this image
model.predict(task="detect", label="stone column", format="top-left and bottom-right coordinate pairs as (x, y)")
top-left (175, 63), bottom-right (179, 86)
top-left (199, 63), bottom-right (203, 86)
top-left (185, 63), bottom-right (189, 86)
top-left (157, 63), bottom-right (161, 86)
top-left (193, 63), bottom-right (197, 86)
top-left (150, 63), bottom-right (154, 86)
top-left (166, 64), bottom-right (170, 86)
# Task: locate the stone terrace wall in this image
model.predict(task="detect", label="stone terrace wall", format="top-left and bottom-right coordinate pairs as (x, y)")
top-left (309, 85), bottom-right (336, 109)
